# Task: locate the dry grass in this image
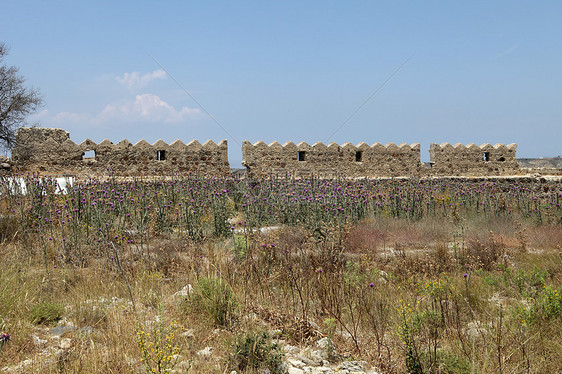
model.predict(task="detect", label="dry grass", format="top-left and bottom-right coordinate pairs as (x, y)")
top-left (1, 201), bottom-right (561, 373)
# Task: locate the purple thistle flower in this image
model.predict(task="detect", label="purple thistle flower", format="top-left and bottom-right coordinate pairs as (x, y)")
top-left (0, 332), bottom-right (10, 343)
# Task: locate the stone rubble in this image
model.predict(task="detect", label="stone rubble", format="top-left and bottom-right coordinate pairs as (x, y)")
top-left (277, 337), bottom-right (380, 374)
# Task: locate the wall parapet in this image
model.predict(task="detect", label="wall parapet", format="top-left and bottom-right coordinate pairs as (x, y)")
top-left (242, 140), bottom-right (421, 177)
top-left (8, 128), bottom-right (523, 177)
top-left (12, 127), bottom-right (230, 176)
top-left (429, 143), bottom-right (519, 176)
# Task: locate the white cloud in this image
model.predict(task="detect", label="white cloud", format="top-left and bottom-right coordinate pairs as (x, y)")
top-left (95, 94), bottom-right (200, 124)
top-left (35, 94), bottom-right (201, 127)
top-left (115, 69), bottom-right (167, 89)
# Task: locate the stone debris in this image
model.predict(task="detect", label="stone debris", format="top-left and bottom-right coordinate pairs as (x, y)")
top-left (465, 320), bottom-right (489, 341)
top-left (32, 335), bottom-right (48, 346)
top-left (282, 338), bottom-right (379, 374)
top-left (197, 346), bottom-right (214, 357)
top-left (0, 155), bottom-right (10, 170)
top-left (172, 284), bottom-right (193, 299)
top-left (58, 338), bottom-right (72, 349)
top-left (50, 325), bottom-right (76, 336)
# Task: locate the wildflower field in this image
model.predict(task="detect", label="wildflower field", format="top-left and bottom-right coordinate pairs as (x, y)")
top-left (0, 175), bottom-right (561, 373)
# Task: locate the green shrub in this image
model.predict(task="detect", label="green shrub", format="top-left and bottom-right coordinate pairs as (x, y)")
top-left (30, 302), bottom-right (65, 325)
top-left (420, 349), bottom-right (471, 374)
top-left (521, 284), bottom-right (562, 324)
top-left (230, 331), bottom-right (283, 373)
top-left (189, 276), bottom-right (237, 327)
top-left (233, 234), bottom-right (248, 259)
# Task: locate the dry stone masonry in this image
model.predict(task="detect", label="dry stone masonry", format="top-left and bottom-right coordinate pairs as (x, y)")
top-left (242, 140), bottom-right (421, 178)
top-left (6, 127), bottom-right (528, 177)
top-left (243, 140), bottom-right (521, 177)
top-left (11, 127), bottom-right (230, 176)
top-left (429, 142), bottom-right (519, 176)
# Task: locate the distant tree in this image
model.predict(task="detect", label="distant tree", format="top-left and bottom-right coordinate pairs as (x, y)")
top-left (0, 43), bottom-right (43, 150)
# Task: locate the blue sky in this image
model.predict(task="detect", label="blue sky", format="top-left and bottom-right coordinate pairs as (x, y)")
top-left (2, 1), bottom-right (561, 165)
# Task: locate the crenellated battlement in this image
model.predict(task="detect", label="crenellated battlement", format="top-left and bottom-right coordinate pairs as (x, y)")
top-left (242, 140), bottom-right (421, 177)
top-left (6, 127), bottom-right (524, 177)
top-left (12, 127), bottom-right (230, 176)
top-left (429, 142), bottom-right (518, 176)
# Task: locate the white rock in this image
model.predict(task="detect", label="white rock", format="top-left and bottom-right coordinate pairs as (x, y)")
top-left (310, 367), bottom-right (334, 374)
top-left (287, 358), bottom-right (306, 368)
top-left (59, 338), bottom-right (72, 349)
top-left (288, 368), bottom-right (305, 374)
top-left (337, 360), bottom-right (367, 373)
top-left (466, 320), bottom-right (489, 340)
top-left (172, 360), bottom-right (192, 373)
top-left (298, 349), bottom-right (323, 366)
top-left (33, 335), bottom-right (48, 346)
top-left (315, 337), bottom-right (332, 350)
top-left (173, 284), bottom-right (193, 298)
top-left (283, 344), bottom-right (299, 354)
top-left (197, 346), bottom-right (213, 357)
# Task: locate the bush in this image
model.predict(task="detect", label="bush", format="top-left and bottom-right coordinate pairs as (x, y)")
top-left (189, 276), bottom-right (237, 327)
top-left (30, 302), bottom-right (65, 325)
top-left (230, 330), bottom-right (283, 373)
top-left (521, 285), bottom-right (562, 324)
top-left (465, 233), bottom-right (506, 270)
top-left (420, 349), bottom-right (471, 374)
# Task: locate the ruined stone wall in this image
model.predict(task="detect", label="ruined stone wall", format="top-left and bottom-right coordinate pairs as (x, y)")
top-left (8, 128), bottom-right (525, 177)
top-left (429, 143), bottom-right (519, 176)
top-left (242, 140), bottom-right (421, 177)
top-left (11, 127), bottom-right (230, 176)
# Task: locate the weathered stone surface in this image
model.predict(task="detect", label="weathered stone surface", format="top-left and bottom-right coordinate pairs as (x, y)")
top-left (242, 140), bottom-right (422, 178)
top-left (7, 128), bottom-right (531, 178)
top-left (12, 127), bottom-right (230, 176)
top-left (242, 140), bottom-right (522, 177)
top-left (429, 142), bottom-right (519, 176)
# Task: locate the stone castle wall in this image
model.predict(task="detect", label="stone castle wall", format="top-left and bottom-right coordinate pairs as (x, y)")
top-left (243, 141), bottom-right (519, 177)
top-left (6, 127), bottom-right (524, 177)
top-left (242, 140), bottom-right (421, 177)
top-left (429, 143), bottom-right (519, 176)
top-left (11, 128), bottom-right (230, 176)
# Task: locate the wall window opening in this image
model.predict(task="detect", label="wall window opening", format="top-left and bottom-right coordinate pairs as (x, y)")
top-left (355, 151), bottom-right (363, 162)
top-left (484, 152), bottom-right (490, 162)
top-left (298, 151), bottom-right (306, 161)
top-left (82, 150), bottom-right (95, 159)
top-left (157, 150), bottom-right (166, 161)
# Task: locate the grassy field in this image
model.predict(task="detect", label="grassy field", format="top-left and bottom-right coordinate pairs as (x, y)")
top-left (0, 175), bottom-right (561, 373)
